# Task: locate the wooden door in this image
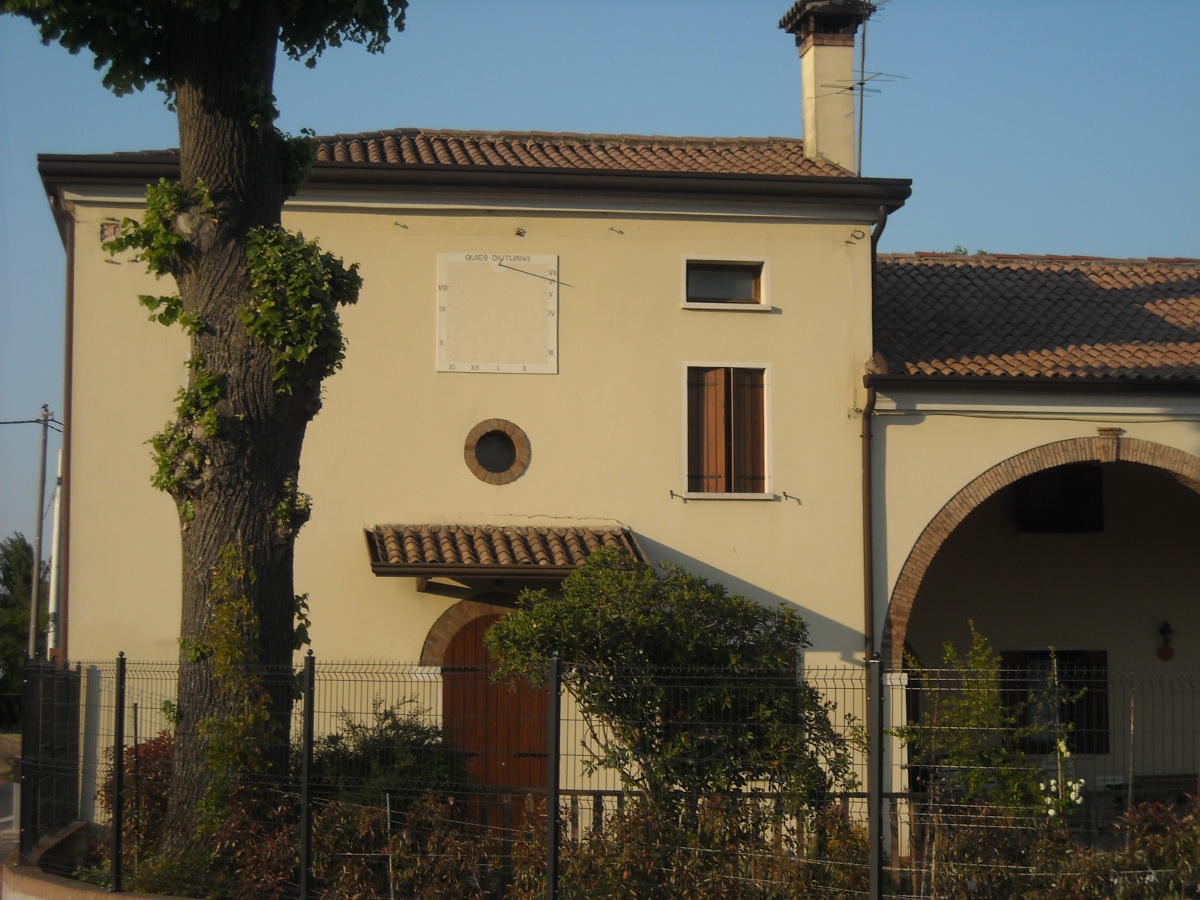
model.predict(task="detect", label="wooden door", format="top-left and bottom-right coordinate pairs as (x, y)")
top-left (442, 612), bottom-right (549, 829)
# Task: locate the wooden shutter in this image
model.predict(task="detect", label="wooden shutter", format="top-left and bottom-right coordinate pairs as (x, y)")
top-left (731, 368), bottom-right (765, 493)
top-left (688, 367), bottom-right (727, 492)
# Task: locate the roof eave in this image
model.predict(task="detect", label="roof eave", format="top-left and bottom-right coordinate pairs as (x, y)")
top-left (39, 153), bottom-right (180, 191)
top-left (38, 152), bottom-right (912, 212)
top-left (307, 160), bottom-right (912, 208)
top-left (370, 563), bottom-right (581, 579)
top-left (866, 373), bottom-right (1200, 394)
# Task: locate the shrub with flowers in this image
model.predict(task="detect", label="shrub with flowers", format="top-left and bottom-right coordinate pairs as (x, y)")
top-left (1040, 737), bottom-right (1085, 820)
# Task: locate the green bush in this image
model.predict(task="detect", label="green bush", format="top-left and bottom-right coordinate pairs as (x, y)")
top-left (82, 699), bottom-right (462, 897)
top-left (305, 699), bottom-right (471, 897)
top-left (896, 626), bottom-right (1200, 898)
top-left (307, 698), bottom-right (454, 810)
top-left (310, 792), bottom-right (507, 899)
top-left (507, 796), bottom-right (868, 900)
top-left (79, 731), bottom-right (175, 886)
top-left (487, 548), bottom-right (854, 811)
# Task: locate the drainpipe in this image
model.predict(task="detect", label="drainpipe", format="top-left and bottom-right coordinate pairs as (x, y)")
top-left (862, 381), bottom-right (878, 660)
top-left (864, 203), bottom-right (888, 900)
top-left (863, 205), bottom-right (888, 661)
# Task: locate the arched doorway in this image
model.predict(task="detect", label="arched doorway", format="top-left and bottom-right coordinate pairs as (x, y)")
top-left (438, 606), bottom-right (549, 830)
top-left (883, 435), bottom-right (1200, 671)
top-left (881, 437), bottom-right (1200, 849)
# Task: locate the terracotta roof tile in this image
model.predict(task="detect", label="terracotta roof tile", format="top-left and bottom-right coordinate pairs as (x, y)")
top-left (876, 255), bottom-right (1200, 381)
top-left (312, 128), bottom-right (850, 178)
top-left (366, 524), bottom-right (646, 577)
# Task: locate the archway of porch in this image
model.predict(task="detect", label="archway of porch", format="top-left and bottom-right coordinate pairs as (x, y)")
top-left (881, 433), bottom-right (1200, 672)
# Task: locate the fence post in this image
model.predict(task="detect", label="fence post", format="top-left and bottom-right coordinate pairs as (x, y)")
top-left (298, 650), bottom-right (315, 900)
top-left (111, 652), bottom-right (126, 893)
top-left (546, 654), bottom-right (561, 900)
top-left (868, 654), bottom-right (883, 900)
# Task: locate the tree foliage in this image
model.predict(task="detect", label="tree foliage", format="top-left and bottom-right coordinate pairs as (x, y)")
top-left (241, 226), bottom-right (362, 390)
top-left (897, 624), bottom-right (1042, 813)
top-left (3, 0), bottom-right (407, 97)
top-left (485, 547), bottom-right (854, 810)
top-left (0, 533), bottom-right (48, 726)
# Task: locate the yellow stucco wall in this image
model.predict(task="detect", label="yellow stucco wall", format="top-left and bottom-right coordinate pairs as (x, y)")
top-left (60, 185), bottom-right (1200, 673)
top-left (62, 184), bottom-right (880, 665)
top-left (67, 199), bottom-right (187, 659)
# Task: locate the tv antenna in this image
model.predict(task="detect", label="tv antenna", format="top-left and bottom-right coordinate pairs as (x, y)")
top-left (817, 4), bottom-right (905, 175)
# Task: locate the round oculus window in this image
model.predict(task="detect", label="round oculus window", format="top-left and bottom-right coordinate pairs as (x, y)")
top-left (475, 431), bottom-right (517, 473)
top-left (464, 419), bottom-right (531, 485)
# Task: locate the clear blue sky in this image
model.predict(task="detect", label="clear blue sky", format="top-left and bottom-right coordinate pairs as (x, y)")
top-left (2, 0), bottom-right (1198, 547)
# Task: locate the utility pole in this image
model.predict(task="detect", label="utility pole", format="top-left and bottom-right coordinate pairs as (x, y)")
top-left (26, 404), bottom-right (51, 660)
top-left (47, 450), bottom-right (64, 656)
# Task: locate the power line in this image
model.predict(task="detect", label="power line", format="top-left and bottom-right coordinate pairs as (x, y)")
top-left (0, 417), bottom-right (64, 433)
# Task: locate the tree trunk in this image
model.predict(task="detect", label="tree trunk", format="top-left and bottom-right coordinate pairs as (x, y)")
top-left (158, 1), bottom-right (316, 857)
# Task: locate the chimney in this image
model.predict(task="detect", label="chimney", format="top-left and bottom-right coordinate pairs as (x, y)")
top-left (779, 1), bottom-right (875, 174)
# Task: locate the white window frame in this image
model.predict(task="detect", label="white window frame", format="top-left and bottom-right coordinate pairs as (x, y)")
top-left (681, 257), bottom-right (771, 311)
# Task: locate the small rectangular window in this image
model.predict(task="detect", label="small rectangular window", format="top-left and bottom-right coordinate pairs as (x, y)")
top-left (685, 261), bottom-right (764, 306)
top-left (1015, 464), bottom-right (1104, 533)
top-left (687, 366), bottom-right (766, 494)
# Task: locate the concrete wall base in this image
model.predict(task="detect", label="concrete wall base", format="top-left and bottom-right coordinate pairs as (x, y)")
top-left (2, 825), bottom-right (186, 900)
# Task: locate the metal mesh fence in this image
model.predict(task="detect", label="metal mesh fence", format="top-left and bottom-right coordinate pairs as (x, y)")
top-left (547, 664), bottom-right (872, 898)
top-left (886, 667), bottom-right (1200, 899)
top-left (19, 660), bottom-right (80, 868)
top-left (19, 658), bottom-right (1200, 898)
top-left (57, 657), bottom-right (554, 897)
top-left (299, 658), bottom-right (539, 897)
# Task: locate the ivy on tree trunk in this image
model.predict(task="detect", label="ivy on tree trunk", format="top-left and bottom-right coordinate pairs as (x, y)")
top-left (164, 8), bottom-right (295, 855)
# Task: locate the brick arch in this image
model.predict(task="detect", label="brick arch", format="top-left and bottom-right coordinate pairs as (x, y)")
top-left (420, 594), bottom-right (516, 666)
top-left (882, 433), bottom-right (1200, 670)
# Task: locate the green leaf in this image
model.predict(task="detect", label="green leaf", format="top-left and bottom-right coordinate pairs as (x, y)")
top-left (241, 226), bottom-right (361, 394)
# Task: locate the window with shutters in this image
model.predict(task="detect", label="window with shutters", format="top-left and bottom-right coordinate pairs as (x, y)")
top-left (686, 365), bottom-right (768, 496)
top-left (1001, 649), bottom-right (1109, 755)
